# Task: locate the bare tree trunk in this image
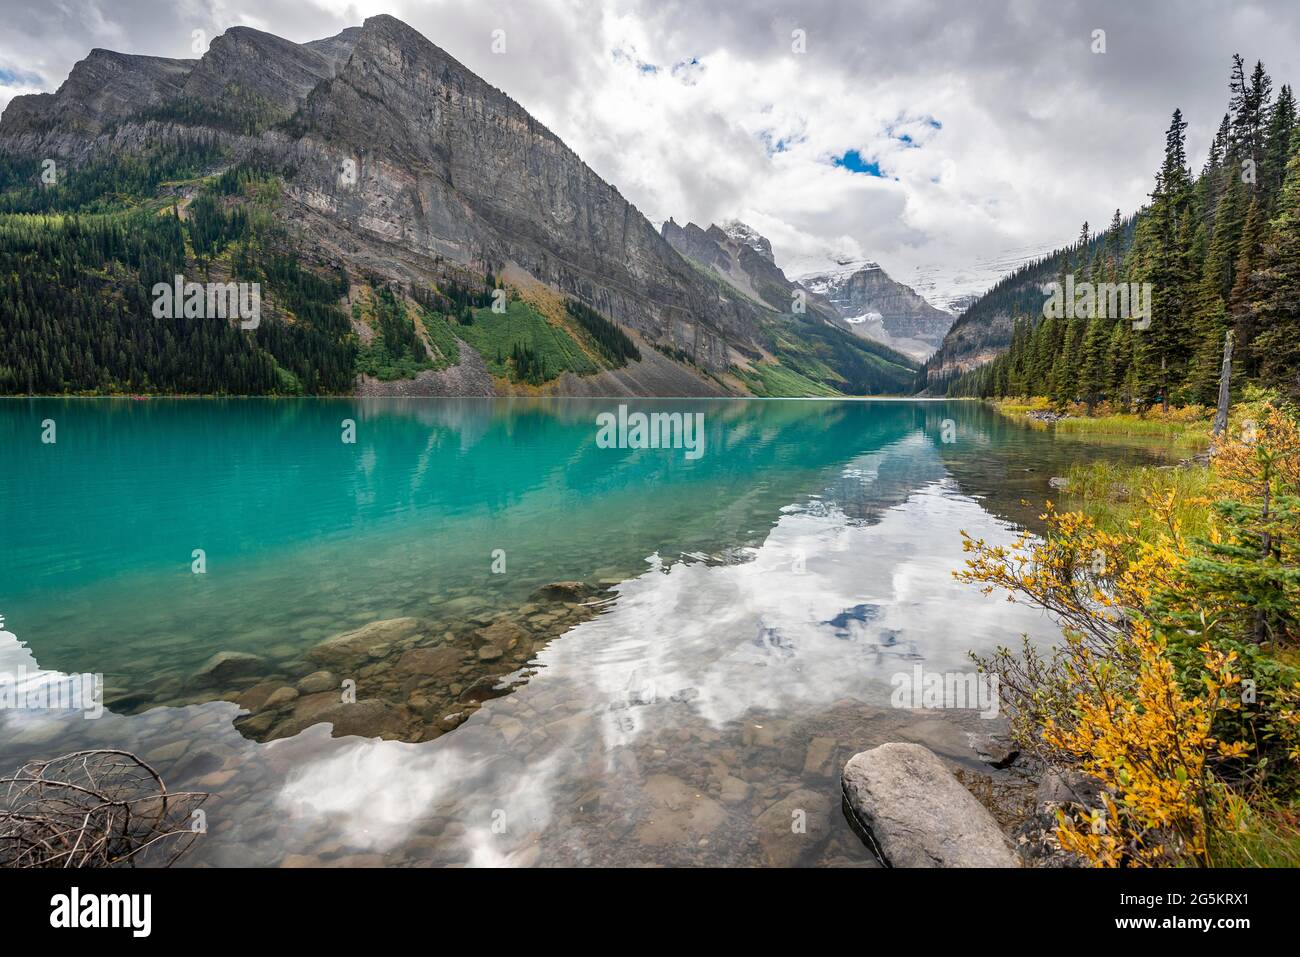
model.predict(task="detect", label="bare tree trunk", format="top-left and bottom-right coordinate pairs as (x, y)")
top-left (1212, 330), bottom-right (1234, 437)
top-left (1161, 356), bottom-right (1169, 415)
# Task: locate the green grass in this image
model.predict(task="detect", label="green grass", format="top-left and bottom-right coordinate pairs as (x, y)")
top-left (1207, 790), bottom-right (1300, 867)
top-left (1052, 414), bottom-right (1210, 448)
top-left (355, 289), bottom-right (456, 381)
top-left (455, 299), bottom-right (597, 382)
top-left (734, 361), bottom-right (841, 397)
top-left (994, 398), bottom-right (1213, 450)
top-left (1058, 459), bottom-right (1213, 540)
top-left (420, 308), bottom-right (460, 367)
top-left (760, 314), bottom-right (918, 395)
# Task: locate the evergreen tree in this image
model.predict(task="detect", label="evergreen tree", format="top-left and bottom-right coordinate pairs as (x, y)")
top-left (1263, 84), bottom-right (1297, 211)
top-left (1252, 132), bottom-right (1300, 397)
top-left (1136, 109), bottom-right (1195, 408)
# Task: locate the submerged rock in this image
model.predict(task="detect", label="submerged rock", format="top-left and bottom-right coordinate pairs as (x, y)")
top-left (264, 686), bottom-right (299, 709)
top-left (395, 646), bottom-right (464, 677)
top-left (841, 742), bottom-right (1020, 868)
top-left (270, 698), bottom-right (408, 741)
top-left (194, 650), bottom-right (265, 685)
top-left (477, 617), bottom-right (529, 651)
top-left (633, 773), bottom-right (727, 848)
top-left (308, 617), bottom-right (426, 668)
top-left (531, 581), bottom-right (591, 602)
top-left (755, 789), bottom-right (831, 866)
top-left (237, 680), bottom-right (283, 711)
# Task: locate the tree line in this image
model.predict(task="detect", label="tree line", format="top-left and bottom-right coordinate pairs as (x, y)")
top-left (944, 55), bottom-right (1300, 407)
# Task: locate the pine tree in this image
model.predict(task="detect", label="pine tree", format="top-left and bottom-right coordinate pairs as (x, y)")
top-left (1263, 84), bottom-right (1297, 211)
top-left (1230, 194), bottom-right (1269, 377)
top-left (1252, 132), bottom-right (1300, 398)
top-left (1077, 314), bottom-right (1113, 408)
top-left (1105, 208), bottom-right (1124, 279)
top-left (1136, 109), bottom-right (1194, 408)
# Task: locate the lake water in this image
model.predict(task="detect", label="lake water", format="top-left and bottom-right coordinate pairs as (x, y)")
top-left (0, 398), bottom-right (1173, 866)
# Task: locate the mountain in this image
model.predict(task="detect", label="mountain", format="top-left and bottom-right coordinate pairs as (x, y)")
top-left (921, 256), bottom-right (1064, 385)
top-left (660, 218), bottom-right (948, 365)
top-left (661, 218), bottom-right (829, 314)
top-left (0, 15), bottom-right (918, 398)
top-left (796, 260), bottom-right (956, 361)
top-left (0, 50), bottom-right (195, 143)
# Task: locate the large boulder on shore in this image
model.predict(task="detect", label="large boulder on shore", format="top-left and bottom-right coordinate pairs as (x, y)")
top-left (841, 742), bottom-right (1020, 868)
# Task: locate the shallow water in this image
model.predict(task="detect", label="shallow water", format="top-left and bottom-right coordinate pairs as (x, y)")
top-left (0, 398), bottom-right (1173, 866)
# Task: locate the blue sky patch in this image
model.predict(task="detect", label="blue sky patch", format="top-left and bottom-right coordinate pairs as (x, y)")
top-left (833, 150), bottom-right (884, 177)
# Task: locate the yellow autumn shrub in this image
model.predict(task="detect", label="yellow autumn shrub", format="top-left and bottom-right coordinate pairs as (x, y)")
top-left (960, 395), bottom-right (1300, 866)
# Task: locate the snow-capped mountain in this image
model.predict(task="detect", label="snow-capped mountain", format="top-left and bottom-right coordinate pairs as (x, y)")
top-left (794, 260), bottom-right (954, 360)
top-left (905, 242), bottom-right (1059, 316)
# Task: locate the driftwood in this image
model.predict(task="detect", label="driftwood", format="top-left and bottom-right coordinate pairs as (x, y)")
top-left (0, 750), bottom-right (207, 868)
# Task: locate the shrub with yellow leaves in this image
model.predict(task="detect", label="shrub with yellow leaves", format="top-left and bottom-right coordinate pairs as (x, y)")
top-left (959, 394), bottom-right (1300, 866)
top-left (1045, 623), bottom-right (1248, 867)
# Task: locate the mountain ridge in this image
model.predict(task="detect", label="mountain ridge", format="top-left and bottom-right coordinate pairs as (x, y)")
top-left (0, 14), bottom-right (920, 397)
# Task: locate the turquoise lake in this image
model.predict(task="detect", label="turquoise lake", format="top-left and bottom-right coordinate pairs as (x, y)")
top-left (0, 398), bottom-right (1175, 866)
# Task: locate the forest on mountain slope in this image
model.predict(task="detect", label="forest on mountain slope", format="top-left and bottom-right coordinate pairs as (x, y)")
top-left (934, 55), bottom-right (1300, 408)
top-left (0, 153), bottom-right (360, 394)
top-left (0, 141), bottom-right (918, 397)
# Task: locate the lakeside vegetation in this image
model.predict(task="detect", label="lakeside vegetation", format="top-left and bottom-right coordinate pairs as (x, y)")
top-left (965, 392), bottom-right (1300, 866)
top-left (734, 360), bottom-right (842, 398)
top-left (994, 397), bottom-right (1214, 450)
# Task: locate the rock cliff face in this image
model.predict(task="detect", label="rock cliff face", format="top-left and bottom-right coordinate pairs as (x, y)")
top-left (662, 217), bottom-right (951, 362)
top-left (661, 219), bottom-right (812, 314)
top-left (289, 15), bottom-right (745, 368)
top-left (179, 26), bottom-right (351, 115)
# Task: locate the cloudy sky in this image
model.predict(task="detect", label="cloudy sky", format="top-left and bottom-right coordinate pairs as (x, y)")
top-left (3, 0), bottom-right (1299, 305)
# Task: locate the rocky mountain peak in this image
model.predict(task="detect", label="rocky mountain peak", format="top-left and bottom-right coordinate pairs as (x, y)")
top-left (1, 48), bottom-right (194, 136)
top-left (303, 26), bottom-right (364, 73)
top-left (719, 220), bottom-right (775, 263)
top-left (794, 260), bottom-right (954, 361)
top-left (182, 25), bottom-right (344, 114)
